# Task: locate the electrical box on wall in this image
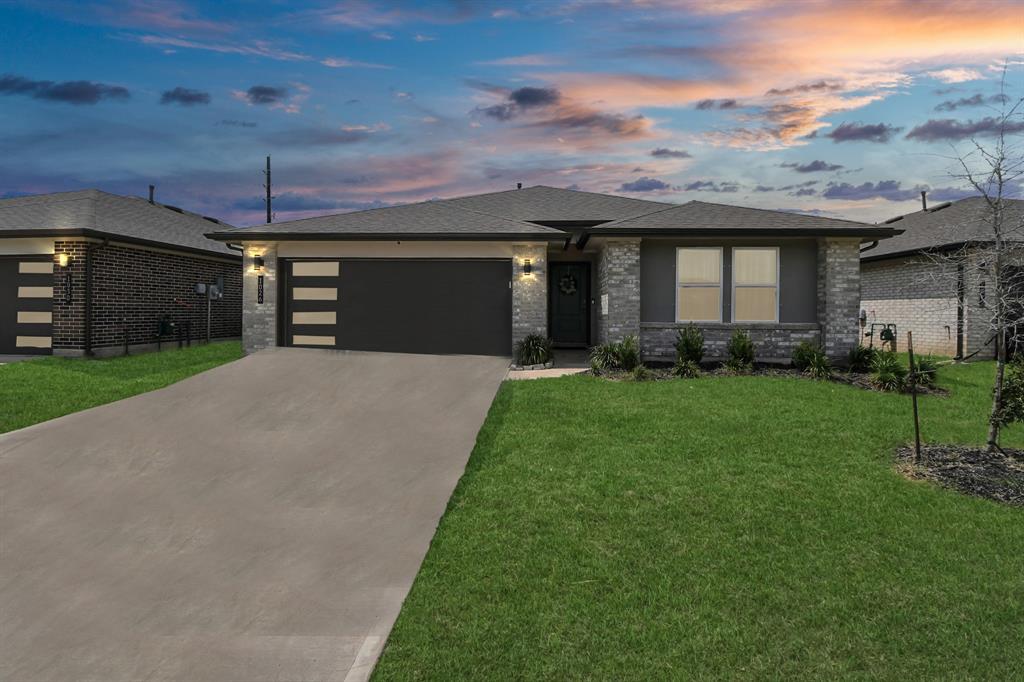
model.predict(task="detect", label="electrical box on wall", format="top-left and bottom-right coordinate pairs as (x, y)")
top-left (195, 283), bottom-right (207, 295)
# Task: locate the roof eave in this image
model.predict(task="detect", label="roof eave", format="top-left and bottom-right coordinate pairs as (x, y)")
top-left (206, 231), bottom-right (566, 242)
top-left (586, 227), bottom-right (903, 239)
top-left (1, 227), bottom-right (241, 259)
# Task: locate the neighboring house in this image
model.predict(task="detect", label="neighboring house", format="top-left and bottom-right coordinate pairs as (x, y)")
top-left (861, 196), bottom-right (1024, 358)
top-left (0, 189), bottom-right (242, 356)
top-left (206, 185), bottom-right (898, 362)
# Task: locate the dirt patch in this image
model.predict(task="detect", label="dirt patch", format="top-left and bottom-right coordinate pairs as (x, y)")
top-left (897, 445), bottom-right (1024, 507)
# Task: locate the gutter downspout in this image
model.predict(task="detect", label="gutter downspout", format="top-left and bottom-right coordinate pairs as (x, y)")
top-left (859, 240), bottom-right (879, 254)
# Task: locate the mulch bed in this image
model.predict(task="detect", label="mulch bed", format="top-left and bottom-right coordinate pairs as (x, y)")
top-left (896, 445), bottom-right (1024, 507)
top-left (590, 365), bottom-right (949, 396)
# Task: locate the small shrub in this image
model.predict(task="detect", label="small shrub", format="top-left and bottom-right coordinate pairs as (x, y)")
top-left (514, 333), bottom-right (552, 366)
top-left (617, 335), bottom-right (641, 371)
top-left (725, 329), bottom-right (755, 373)
top-left (871, 352), bottom-right (908, 391)
top-left (589, 343), bottom-right (619, 372)
top-left (631, 364), bottom-right (653, 382)
top-left (675, 325), bottom-right (705, 364)
top-left (911, 355), bottom-right (938, 388)
top-left (848, 344), bottom-right (878, 373)
top-left (791, 341), bottom-right (821, 371)
top-left (673, 358), bottom-right (701, 378)
top-left (804, 352), bottom-right (832, 380)
top-left (995, 356), bottom-right (1024, 427)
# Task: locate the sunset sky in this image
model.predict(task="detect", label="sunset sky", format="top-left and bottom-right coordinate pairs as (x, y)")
top-left (1, 0), bottom-right (1021, 226)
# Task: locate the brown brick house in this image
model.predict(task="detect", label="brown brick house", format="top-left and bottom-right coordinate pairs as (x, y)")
top-left (861, 196), bottom-right (1024, 358)
top-left (0, 189), bottom-right (241, 356)
top-left (206, 185), bottom-right (899, 363)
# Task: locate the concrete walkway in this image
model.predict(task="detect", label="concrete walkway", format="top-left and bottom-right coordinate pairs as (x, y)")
top-left (0, 348), bottom-right (509, 682)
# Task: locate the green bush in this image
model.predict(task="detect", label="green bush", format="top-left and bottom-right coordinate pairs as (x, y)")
top-left (995, 356), bottom-right (1024, 427)
top-left (672, 359), bottom-right (701, 378)
top-left (631, 364), bottom-right (653, 382)
top-left (514, 334), bottom-right (553, 366)
top-left (589, 343), bottom-right (619, 373)
top-left (911, 355), bottom-right (938, 388)
top-left (675, 325), bottom-right (705, 364)
top-left (791, 341), bottom-right (821, 371)
top-left (804, 352), bottom-right (833, 380)
top-left (617, 335), bottom-right (642, 371)
top-left (590, 335), bottom-right (642, 372)
top-left (871, 352), bottom-right (908, 392)
top-left (848, 345), bottom-right (878, 373)
top-left (725, 329), bottom-right (755, 373)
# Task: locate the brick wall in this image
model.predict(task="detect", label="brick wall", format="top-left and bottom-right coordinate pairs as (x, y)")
top-left (860, 256), bottom-right (960, 356)
top-left (817, 238), bottom-right (861, 360)
top-left (597, 239), bottom-right (641, 343)
top-left (242, 243), bottom-right (278, 353)
top-left (511, 244), bottom-right (547, 347)
top-left (641, 323), bottom-right (820, 361)
top-left (52, 239), bottom-right (241, 352)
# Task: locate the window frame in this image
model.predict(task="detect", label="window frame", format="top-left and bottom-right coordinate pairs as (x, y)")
top-left (731, 246), bottom-right (780, 323)
top-left (674, 246), bottom-right (724, 323)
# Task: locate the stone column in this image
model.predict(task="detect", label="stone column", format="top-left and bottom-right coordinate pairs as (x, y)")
top-left (242, 242), bottom-right (278, 353)
top-left (597, 239), bottom-right (641, 344)
top-left (817, 237), bottom-right (861, 361)
top-left (511, 243), bottom-right (548, 348)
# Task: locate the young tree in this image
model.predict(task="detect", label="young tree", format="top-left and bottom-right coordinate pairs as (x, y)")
top-left (929, 67), bottom-right (1024, 451)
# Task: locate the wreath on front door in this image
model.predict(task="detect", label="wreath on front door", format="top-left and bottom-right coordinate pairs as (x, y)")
top-left (559, 273), bottom-right (578, 296)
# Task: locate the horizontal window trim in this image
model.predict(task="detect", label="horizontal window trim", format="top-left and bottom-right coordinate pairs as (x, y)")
top-left (731, 246), bottom-right (780, 324)
top-left (675, 246), bottom-right (723, 323)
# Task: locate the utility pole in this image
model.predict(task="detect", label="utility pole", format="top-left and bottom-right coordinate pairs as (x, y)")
top-left (263, 155), bottom-right (272, 224)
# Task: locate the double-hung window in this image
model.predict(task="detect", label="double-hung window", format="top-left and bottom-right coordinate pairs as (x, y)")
top-left (733, 247), bottom-right (779, 322)
top-left (676, 247), bottom-right (722, 322)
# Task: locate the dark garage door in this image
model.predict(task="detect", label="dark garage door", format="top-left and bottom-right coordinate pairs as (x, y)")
top-left (0, 256), bottom-right (54, 355)
top-left (284, 259), bottom-right (512, 356)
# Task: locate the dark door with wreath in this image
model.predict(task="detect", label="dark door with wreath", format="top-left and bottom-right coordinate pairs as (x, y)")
top-left (549, 262), bottom-right (590, 347)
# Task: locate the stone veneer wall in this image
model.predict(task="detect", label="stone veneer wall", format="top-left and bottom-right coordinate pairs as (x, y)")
top-left (511, 244), bottom-right (548, 348)
top-left (597, 239), bottom-right (641, 343)
top-left (641, 323), bottom-right (820, 361)
top-left (242, 243), bottom-right (278, 353)
top-left (817, 237), bottom-right (861, 360)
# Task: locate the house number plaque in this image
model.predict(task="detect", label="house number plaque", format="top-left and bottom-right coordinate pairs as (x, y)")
top-left (257, 275), bottom-right (264, 304)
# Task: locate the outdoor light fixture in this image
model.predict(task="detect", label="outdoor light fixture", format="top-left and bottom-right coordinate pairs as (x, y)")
top-left (57, 252), bottom-right (69, 268)
top-left (253, 255), bottom-right (265, 272)
top-left (523, 259), bottom-right (532, 275)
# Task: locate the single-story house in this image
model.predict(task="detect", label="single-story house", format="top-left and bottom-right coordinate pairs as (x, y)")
top-left (861, 196), bottom-right (1024, 358)
top-left (207, 185), bottom-right (899, 362)
top-left (0, 189), bottom-right (242, 356)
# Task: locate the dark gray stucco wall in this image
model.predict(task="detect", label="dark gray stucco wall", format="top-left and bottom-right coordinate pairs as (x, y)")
top-left (640, 238), bottom-right (818, 323)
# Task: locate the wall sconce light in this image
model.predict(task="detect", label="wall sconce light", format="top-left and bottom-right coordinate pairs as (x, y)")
top-left (57, 252), bottom-right (70, 268)
top-left (523, 258), bottom-right (532, 275)
top-left (253, 255), bottom-right (265, 272)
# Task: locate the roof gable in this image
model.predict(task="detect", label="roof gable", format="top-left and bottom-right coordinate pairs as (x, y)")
top-left (0, 189), bottom-right (237, 257)
top-left (864, 196), bottom-right (1024, 260)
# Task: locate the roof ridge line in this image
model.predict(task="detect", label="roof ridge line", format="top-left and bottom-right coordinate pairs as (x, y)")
top-left (597, 200), bottom-right (697, 228)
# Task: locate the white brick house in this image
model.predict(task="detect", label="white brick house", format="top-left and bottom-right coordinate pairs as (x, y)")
top-left (860, 196), bottom-right (1024, 358)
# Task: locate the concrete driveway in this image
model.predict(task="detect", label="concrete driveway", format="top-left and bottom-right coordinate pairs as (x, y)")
top-left (0, 348), bottom-right (509, 682)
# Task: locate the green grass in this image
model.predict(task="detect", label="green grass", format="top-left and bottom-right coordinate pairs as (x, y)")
top-left (0, 341), bottom-right (242, 434)
top-left (374, 362), bottom-right (1024, 680)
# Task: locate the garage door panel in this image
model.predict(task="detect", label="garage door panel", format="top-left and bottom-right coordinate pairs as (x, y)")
top-left (1, 257), bottom-right (54, 355)
top-left (284, 258), bottom-right (511, 356)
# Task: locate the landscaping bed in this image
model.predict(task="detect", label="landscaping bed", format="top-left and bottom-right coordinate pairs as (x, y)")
top-left (898, 444), bottom-right (1024, 507)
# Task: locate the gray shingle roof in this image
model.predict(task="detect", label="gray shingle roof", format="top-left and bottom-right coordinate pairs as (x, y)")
top-left (863, 196), bottom-right (1024, 260)
top-left (0, 189), bottom-right (238, 257)
top-left (443, 185), bottom-right (672, 223)
top-left (213, 195), bottom-right (567, 239)
top-left (591, 200), bottom-right (880, 234)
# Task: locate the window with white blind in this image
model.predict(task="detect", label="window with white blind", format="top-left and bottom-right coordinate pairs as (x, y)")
top-left (676, 247), bottom-right (722, 322)
top-left (732, 247), bottom-right (779, 322)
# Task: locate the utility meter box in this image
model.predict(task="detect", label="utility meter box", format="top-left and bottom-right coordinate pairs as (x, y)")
top-left (194, 283), bottom-right (207, 295)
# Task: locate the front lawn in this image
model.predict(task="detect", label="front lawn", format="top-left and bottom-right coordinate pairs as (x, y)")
top-left (374, 362), bottom-right (1024, 680)
top-left (0, 341), bottom-right (242, 434)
